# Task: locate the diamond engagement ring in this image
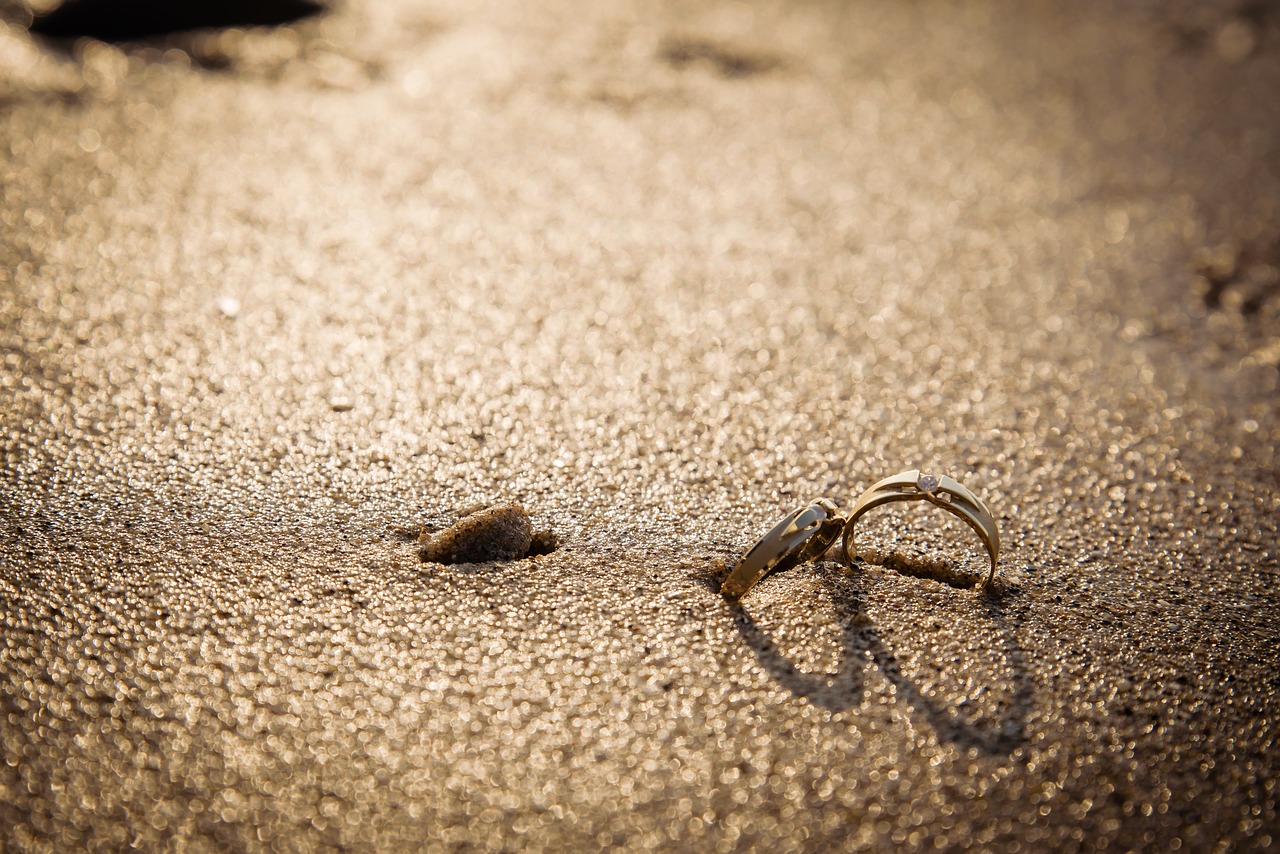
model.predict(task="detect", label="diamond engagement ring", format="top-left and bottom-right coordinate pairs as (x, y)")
top-left (840, 470), bottom-right (1001, 589)
top-left (720, 498), bottom-right (846, 600)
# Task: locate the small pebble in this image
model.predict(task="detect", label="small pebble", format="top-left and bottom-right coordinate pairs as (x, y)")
top-left (419, 502), bottom-right (534, 564)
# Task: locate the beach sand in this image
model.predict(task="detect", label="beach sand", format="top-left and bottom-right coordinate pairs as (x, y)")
top-left (2, 0), bottom-right (1278, 849)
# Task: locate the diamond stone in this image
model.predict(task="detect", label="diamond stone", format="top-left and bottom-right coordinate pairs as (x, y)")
top-left (917, 473), bottom-right (940, 493)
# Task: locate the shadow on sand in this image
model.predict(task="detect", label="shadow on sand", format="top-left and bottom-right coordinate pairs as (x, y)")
top-left (29, 0), bottom-right (324, 43)
top-left (722, 559), bottom-right (1033, 756)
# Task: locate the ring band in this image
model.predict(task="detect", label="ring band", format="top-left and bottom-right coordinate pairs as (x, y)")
top-left (839, 470), bottom-right (1000, 589)
top-left (720, 498), bottom-right (845, 600)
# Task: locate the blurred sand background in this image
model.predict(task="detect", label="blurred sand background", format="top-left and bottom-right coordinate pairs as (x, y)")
top-left (2, 0), bottom-right (1279, 850)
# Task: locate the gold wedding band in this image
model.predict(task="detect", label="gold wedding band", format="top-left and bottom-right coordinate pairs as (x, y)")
top-left (840, 470), bottom-right (1000, 589)
top-left (720, 498), bottom-right (845, 600)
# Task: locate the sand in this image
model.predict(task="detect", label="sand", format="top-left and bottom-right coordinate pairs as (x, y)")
top-left (1, 0), bottom-right (1278, 850)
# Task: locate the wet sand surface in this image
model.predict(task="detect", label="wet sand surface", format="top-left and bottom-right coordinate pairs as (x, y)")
top-left (2, 0), bottom-right (1279, 850)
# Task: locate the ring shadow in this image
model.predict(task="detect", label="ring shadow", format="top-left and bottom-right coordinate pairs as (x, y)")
top-left (724, 559), bottom-right (1033, 756)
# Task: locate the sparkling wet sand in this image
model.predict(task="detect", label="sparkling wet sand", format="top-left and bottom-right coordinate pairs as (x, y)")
top-left (2, 0), bottom-right (1279, 850)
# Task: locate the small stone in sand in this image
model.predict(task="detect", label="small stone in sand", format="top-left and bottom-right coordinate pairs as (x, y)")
top-left (419, 502), bottom-right (534, 564)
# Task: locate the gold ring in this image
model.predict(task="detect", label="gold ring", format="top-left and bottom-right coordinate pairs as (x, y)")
top-left (720, 498), bottom-right (846, 600)
top-left (840, 470), bottom-right (1000, 589)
